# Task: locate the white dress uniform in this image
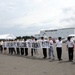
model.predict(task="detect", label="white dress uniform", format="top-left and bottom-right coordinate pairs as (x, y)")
top-left (66, 39), bottom-right (74, 61)
top-left (56, 39), bottom-right (62, 61)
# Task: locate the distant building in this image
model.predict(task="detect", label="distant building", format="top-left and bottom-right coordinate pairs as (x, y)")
top-left (35, 27), bottom-right (75, 39)
top-left (34, 34), bottom-right (41, 39)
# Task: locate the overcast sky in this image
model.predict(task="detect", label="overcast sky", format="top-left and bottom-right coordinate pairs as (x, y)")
top-left (0, 0), bottom-right (75, 36)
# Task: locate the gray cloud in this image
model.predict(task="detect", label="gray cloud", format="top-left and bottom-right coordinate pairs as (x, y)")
top-left (62, 8), bottom-right (72, 14)
top-left (59, 7), bottom-right (75, 28)
top-left (0, 0), bottom-right (75, 36)
top-left (61, 17), bottom-right (75, 22)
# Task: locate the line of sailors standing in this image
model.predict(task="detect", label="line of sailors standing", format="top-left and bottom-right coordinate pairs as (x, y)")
top-left (0, 36), bottom-right (74, 62)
